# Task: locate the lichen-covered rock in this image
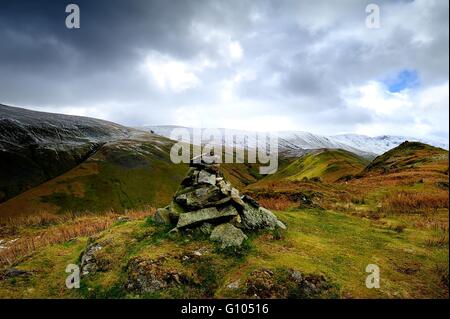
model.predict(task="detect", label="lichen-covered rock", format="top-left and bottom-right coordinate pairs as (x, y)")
top-left (80, 243), bottom-right (103, 275)
top-left (240, 202), bottom-right (279, 230)
top-left (197, 170), bottom-right (216, 185)
top-left (230, 188), bottom-right (246, 207)
top-left (125, 256), bottom-right (190, 294)
top-left (210, 223), bottom-right (248, 249)
top-left (177, 206), bottom-right (238, 229)
top-left (175, 185), bottom-right (225, 210)
top-left (153, 207), bottom-right (172, 225)
top-left (242, 195), bottom-right (260, 208)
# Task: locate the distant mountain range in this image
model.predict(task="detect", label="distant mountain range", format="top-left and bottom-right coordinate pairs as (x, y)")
top-left (140, 125), bottom-right (449, 157)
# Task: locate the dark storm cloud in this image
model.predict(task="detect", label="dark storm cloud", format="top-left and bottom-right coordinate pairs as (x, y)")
top-left (0, 0), bottom-right (448, 139)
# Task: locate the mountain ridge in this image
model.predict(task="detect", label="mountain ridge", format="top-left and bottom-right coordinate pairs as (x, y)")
top-left (142, 125), bottom-right (448, 157)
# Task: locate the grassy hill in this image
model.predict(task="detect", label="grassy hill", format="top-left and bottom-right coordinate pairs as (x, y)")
top-left (362, 141), bottom-right (448, 176)
top-left (0, 134), bottom-right (188, 218)
top-left (254, 149), bottom-right (369, 185)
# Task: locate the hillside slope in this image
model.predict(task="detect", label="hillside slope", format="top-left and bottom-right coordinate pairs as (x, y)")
top-left (0, 132), bottom-right (188, 218)
top-left (362, 141), bottom-right (449, 177)
top-left (0, 104), bottom-right (132, 203)
top-left (254, 149), bottom-right (369, 184)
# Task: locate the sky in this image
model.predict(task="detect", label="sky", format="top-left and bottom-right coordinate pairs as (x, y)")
top-left (0, 0), bottom-right (448, 142)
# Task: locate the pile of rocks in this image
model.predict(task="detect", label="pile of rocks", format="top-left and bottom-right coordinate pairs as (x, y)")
top-left (154, 154), bottom-right (286, 249)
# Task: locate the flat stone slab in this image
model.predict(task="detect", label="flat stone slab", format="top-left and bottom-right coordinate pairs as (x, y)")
top-left (176, 206), bottom-right (238, 229)
top-left (175, 185), bottom-right (224, 210)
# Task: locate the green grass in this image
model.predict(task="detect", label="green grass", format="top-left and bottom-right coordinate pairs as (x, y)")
top-left (0, 208), bottom-right (446, 299)
top-left (256, 149), bottom-right (368, 184)
top-left (246, 209), bottom-right (448, 298)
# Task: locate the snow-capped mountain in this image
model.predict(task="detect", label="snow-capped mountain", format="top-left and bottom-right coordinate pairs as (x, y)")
top-left (331, 134), bottom-right (449, 155)
top-left (141, 125), bottom-right (448, 157)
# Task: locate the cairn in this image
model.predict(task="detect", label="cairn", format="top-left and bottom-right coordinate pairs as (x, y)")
top-left (154, 153), bottom-right (286, 249)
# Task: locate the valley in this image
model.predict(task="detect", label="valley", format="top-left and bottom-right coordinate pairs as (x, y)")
top-left (0, 105), bottom-right (448, 299)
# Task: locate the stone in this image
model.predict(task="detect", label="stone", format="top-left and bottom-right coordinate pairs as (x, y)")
top-left (230, 214), bottom-right (242, 228)
top-left (227, 280), bottom-right (240, 289)
top-left (181, 167), bottom-right (199, 186)
top-left (240, 204), bottom-right (279, 230)
top-left (125, 256), bottom-right (190, 294)
top-left (242, 194), bottom-right (260, 208)
top-left (230, 188), bottom-right (245, 207)
top-left (190, 154), bottom-right (221, 174)
top-left (198, 222), bottom-right (214, 235)
top-left (154, 155), bottom-right (286, 245)
top-left (175, 185), bottom-right (224, 210)
top-left (217, 180), bottom-right (232, 195)
top-left (197, 170), bottom-right (216, 185)
top-left (80, 243), bottom-right (103, 275)
top-left (176, 206), bottom-right (238, 229)
top-left (153, 207), bottom-right (172, 225)
top-left (210, 223), bottom-right (248, 249)
top-left (277, 220), bottom-right (287, 230)
top-left (168, 202), bottom-right (185, 222)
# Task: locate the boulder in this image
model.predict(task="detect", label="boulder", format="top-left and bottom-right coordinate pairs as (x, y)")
top-left (176, 205), bottom-right (238, 229)
top-left (210, 223), bottom-right (248, 249)
top-left (240, 203), bottom-right (280, 230)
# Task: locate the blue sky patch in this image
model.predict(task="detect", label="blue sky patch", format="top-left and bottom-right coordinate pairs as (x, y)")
top-left (383, 69), bottom-right (420, 93)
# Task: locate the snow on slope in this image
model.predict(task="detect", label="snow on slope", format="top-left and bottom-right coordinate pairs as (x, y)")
top-left (140, 125), bottom-right (373, 157)
top-left (142, 125), bottom-right (448, 156)
top-left (332, 134), bottom-right (449, 154)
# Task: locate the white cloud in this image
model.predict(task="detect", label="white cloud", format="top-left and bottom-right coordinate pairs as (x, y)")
top-left (228, 41), bottom-right (243, 61)
top-left (343, 80), bottom-right (449, 139)
top-left (142, 53), bottom-right (202, 93)
top-left (342, 81), bottom-right (413, 116)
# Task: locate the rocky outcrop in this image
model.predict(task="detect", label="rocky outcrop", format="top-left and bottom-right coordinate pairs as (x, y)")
top-left (154, 153), bottom-right (286, 248)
